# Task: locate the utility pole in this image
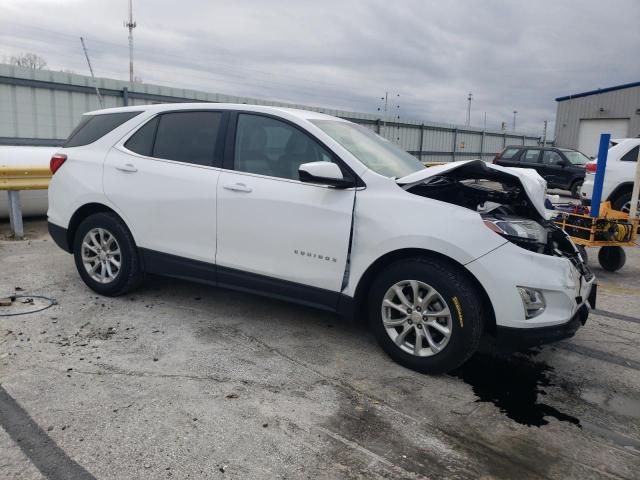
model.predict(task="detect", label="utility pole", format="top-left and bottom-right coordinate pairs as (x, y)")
top-left (512, 110), bottom-right (518, 131)
top-left (483, 112), bottom-right (487, 130)
top-left (466, 92), bottom-right (472, 126)
top-left (542, 120), bottom-right (548, 146)
top-left (394, 94), bottom-right (401, 142)
top-left (80, 37), bottom-right (104, 108)
top-left (377, 91), bottom-right (389, 129)
top-left (124, 0), bottom-right (136, 83)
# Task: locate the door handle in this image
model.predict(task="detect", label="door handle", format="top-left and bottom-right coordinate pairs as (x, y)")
top-left (223, 183), bottom-right (252, 193)
top-left (116, 163), bottom-right (138, 173)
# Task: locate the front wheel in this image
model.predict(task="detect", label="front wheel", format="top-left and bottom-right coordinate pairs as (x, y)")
top-left (73, 212), bottom-right (144, 296)
top-left (368, 257), bottom-right (484, 374)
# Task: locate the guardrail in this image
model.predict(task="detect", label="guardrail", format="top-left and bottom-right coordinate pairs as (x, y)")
top-left (0, 165), bottom-right (51, 239)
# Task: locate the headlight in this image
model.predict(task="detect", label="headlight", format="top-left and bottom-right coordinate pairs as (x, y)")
top-left (483, 217), bottom-right (548, 247)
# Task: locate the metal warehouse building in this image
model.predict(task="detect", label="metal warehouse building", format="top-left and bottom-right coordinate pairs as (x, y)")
top-left (554, 81), bottom-right (640, 157)
top-left (0, 63), bottom-right (542, 162)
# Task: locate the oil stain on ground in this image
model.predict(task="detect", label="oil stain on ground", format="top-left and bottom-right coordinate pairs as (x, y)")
top-left (450, 352), bottom-right (580, 427)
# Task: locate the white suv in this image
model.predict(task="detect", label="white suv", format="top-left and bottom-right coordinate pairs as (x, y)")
top-left (47, 104), bottom-right (595, 373)
top-left (581, 138), bottom-right (640, 212)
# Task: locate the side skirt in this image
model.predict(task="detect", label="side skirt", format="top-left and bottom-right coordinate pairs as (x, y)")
top-left (139, 248), bottom-right (352, 315)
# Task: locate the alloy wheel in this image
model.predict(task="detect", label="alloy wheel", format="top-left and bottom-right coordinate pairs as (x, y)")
top-left (381, 280), bottom-right (453, 357)
top-left (81, 227), bottom-right (122, 284)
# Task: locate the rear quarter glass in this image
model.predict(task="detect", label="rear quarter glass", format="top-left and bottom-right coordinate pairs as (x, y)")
top-left (64, 111), bottom-right (142, 147)
top-left (501, 148), bottom-right (520, 159)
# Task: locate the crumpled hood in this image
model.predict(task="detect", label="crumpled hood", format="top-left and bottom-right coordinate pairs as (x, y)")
top-left (397, 159), bottom-right (551, 219)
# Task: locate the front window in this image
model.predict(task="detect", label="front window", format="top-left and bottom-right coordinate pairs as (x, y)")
top-left (561, 150), bottom-right (590, 165)
top-left (311, 120), bottom-right (424, 178)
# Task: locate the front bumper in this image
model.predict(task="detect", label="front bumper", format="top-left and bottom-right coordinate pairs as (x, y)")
top-left (465, 241), bottom-right (596, 331)
top-left (496, 285), bottom-right (596, 347)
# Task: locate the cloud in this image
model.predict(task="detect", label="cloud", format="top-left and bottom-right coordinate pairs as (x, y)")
top-left (1, 0), bottom-right (638, 135)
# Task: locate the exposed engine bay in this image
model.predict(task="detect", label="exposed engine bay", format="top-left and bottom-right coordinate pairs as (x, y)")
top-left (404, 162), bottom-right (593, 279)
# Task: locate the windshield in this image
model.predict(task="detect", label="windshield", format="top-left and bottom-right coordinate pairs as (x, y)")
top-left (311, 120), bottom-right (424, 178)
top-left (561, 150), bottom-right (590, 165)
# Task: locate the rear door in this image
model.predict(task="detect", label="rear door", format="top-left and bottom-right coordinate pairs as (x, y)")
top-left (104, 110), bottom-right (227, 263)
top-left (539, 150), bottom-right (567, 187)
top-left (215, 112), bottom-right (355, 306)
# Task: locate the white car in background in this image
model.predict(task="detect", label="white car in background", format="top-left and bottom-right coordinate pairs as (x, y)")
top-left (581, 138), bottom-right (640, 212)
top-left (47, 104), bottom-right (595, 374)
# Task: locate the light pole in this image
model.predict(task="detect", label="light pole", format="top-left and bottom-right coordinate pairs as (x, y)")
top-left (466, 92), bottom-right (472, 126)
top-left (513, 110), bottom-right (518, 131)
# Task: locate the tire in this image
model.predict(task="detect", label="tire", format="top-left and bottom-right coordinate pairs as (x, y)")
top-left (73, 212), bottom-right (144, 296)
top-left (611, 191), bottom-right (638, 214)
top-left (570, 180), bottom-right (583, 199)
top-left (368, 257), bottom-right (484, 374)
top-left (598, 246), bottom-right (626, 272)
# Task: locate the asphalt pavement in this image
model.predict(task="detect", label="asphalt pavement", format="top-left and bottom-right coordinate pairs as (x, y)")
top-left (1, 218), bottom-right (639, 479)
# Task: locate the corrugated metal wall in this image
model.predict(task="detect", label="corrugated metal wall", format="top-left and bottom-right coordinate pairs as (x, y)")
top-left (554, 84), bottom-right (640, 150)
top-left (0, 63), bottom-right (541, 161)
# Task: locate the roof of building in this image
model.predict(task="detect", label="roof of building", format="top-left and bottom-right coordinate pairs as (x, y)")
top-left (555, 81), bottom-right (640, 102)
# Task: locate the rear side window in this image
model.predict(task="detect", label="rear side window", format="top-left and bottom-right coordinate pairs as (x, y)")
top-left (124, 117), bottom-right (159, 156)
top-left (152, 112), bottom-right (222, 166)
top-left (521, 149), bottom-right (541, 163)
top-left (501, 148), bottom-right (520, 159)
top-left (620, 145), bottom-right (639, 162)
top-left (64, 111), bottom-right (141, 147)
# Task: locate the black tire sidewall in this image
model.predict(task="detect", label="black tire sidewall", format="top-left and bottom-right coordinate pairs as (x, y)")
top-left (368, 258), bottom-right (483, 374)
top-left (612, 192), bottom-right (631, 212)
top-left (598, 246), bottom-right (626, 272)
top-left (73, 213), bottom-right (141, 296)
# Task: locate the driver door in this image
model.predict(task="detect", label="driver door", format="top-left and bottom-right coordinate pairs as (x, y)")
top-left (215, 113), bottom-right (355, 307)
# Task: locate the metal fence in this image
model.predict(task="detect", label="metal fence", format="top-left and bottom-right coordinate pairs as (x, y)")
top-left (0, 64), bottom-right (542, 161)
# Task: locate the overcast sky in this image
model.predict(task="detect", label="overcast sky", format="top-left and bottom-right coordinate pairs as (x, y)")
top-left (1, 0), bottom-right (638, 135)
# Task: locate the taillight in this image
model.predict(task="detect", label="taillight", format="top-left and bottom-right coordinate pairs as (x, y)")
top-left (50, 153), bottom-right (67, 174)
top-left (585, 161), bottom-right (597, 174)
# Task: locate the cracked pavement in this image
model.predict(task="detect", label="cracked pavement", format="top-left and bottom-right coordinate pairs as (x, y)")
top-left (1, 219), bottom-right (639, 479)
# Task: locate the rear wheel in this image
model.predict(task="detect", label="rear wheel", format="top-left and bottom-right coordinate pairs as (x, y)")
top-left (368, 257), bottom-right (484, 374)
top-left (611, 192), bottom-right (639, 214)
top-left (73, 212), bottom-right (144, 296)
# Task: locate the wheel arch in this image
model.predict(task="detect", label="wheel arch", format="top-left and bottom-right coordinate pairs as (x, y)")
top-left (607, 182), bottom-right (633, 203)
top-left (67, 203), bottom-right (131, 253)
top-left (350, 248), bottom-right (496, 334)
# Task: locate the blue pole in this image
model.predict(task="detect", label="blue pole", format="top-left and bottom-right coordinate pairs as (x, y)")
top-left (590, 133), bottom-right (611, 218)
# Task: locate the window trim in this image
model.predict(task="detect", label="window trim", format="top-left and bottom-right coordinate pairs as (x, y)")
top-left (118, 109), bottom-right (229, 168)
top-left (224, 111), bottom-right (365, 188)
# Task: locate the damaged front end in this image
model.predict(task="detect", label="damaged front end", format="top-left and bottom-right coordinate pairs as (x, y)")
top-left (398, 160), bottom-right (593, 280)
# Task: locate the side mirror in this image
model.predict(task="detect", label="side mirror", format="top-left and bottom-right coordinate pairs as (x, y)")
top-left (556, 159), bottom-right (566, 167)
top-left (298, 161), bottom-right (354, 188)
